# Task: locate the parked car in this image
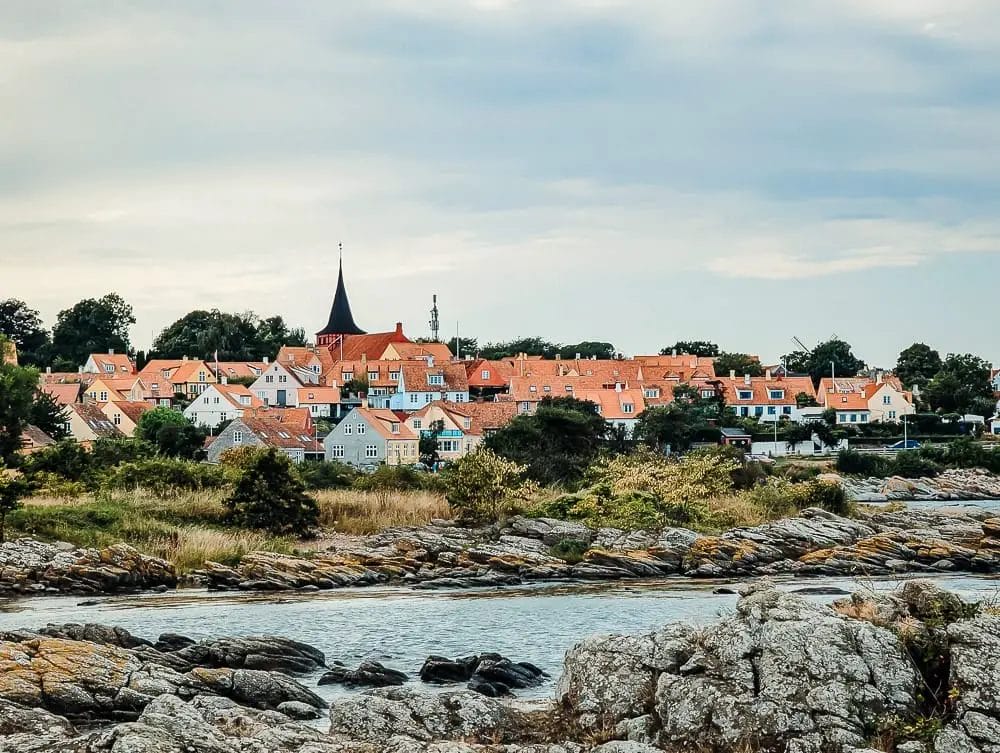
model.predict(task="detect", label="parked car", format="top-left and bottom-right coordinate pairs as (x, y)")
top-left (887, 440), bottom-right (921, 450)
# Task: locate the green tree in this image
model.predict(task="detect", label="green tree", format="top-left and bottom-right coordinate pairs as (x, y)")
top-left (256, 315), bottom-right (307, 359)
top-left (923, 354), bottom-right (993, 414)
top-left (479, 337), bottom-right (558, 360)
top-left (558, 341), bottom-right (618, 360)
top-left (152, 309), bottom-right (259, 360)
top-left (136, 407), bottom-right (206, 459)
top-left (28, 390), bottom-right (70, 440)
top-left (795, 392), bottom-right (818, 408)
top-left (224, 448), bottom-right (318, 533)
top-left (419, 419), bottom-right (444, 466)
top-left (660, 341), bottom-right (719, 357)
top-left (485, 397), bottom-right (607, 486)
top-left (0, 357), bottom-right (38, 465)
top-left (782, 339), bottom-right (864, 386)
top-left (444, 448), bottom-right (538, 522)
top-left (446, 336), bottom-right (478, 357)
top-left (50, 293), bottom-right (135, 366)
top-left (0, 472), bottom-right (28, 543)
top-left (715, 352), bottom-right (763, 377)
top-left (634, 384), bottom-right (724, 454)
top-left (0, 299), bottom-right (50, 366)
top-left (895, 343), bottom-right (943, 391)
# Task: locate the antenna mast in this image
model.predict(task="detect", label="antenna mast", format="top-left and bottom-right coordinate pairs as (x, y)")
top-left (429, 294), bottom-right (440, 342)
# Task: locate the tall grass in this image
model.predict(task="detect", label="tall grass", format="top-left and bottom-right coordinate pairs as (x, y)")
top-left (314, 489), bottom-right (451, 534)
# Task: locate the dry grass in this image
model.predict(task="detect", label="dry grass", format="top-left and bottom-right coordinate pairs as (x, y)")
top-left (142, 526), bottom-right (294, 572)
top-left (703, 494), bottom-right (772, 531)
top-left (314, 488), bottom-right (451, 534)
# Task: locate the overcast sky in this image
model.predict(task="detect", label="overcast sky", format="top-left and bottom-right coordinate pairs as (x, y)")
top-left (3, 1), bottom-right (998, 365)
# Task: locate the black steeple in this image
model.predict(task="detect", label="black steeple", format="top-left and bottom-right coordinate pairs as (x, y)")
top-left (317, 246), bottom-right (365, 337)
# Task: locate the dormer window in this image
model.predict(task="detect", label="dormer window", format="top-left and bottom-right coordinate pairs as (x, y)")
top-left (565, 385), bottom-right (574, 392)
top-left (463, 418), bottom-right (471, 429)
top-left (543, 385), bottom-right (551, 392)
top-left (738, 390), bottom-right (753, 400)
top-left (768, 389), bottom-right (784, 400)
top-left (391, 422), bottom-right (400, 434)
top-left (342, 372), bottom-right (353, 382)
top-left (104, 364), bottom-right (114, 373)
top-left (481, 370), bottom-right (490, 379)
top-left (428, 374), bottom-right (444, 386)
top-left (529, 385), bottom-right (537, 392)
top-left (622, 403), bottom-right (634, 414)
top-left (644, 388), bottom-right (659, 398)
top-left (701, 390), bottom-right (714, 399)
top-left (368, 371), bottom-right (378, 382)
top-left (240, 396), bottom-right (250, 405)
top-left (390, 371), bottom-right (400, 381)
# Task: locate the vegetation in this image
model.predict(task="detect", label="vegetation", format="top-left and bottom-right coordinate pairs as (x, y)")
top-left (473, 336), bottom-right (618, 361)
top-left (486, 396), bottom-right (607, 486)
top-left (223, 448), bottom-right (318, 534)
top-left (0, 352), bottom-right (38, 464)
top-left (50, 293), bottom-right (135, 370)
top-left (314, 488), bottom-right (449, 534)
top-left (136, 407), bottom-right (207, 459)
top-left (0, 299), bottom-right (50, 366)
top-left (895, 343), bottom-right (943, 391)
top-left (836, 438), bottom-right (1000, 478)
top-left (151, 309), bottom-right (306, 361)
top-left (783, 338), bottom-right (865, 386)
top-left (0, 471), bottom-right (28, 543)
top-left (445, 448), bottom-right (538, 523)
top-left (634, 385), bottom-right (725, 453)
top-left (660, 340), bottom-right (719, 357)
top-left (922, 353), bottom-right (994, 415)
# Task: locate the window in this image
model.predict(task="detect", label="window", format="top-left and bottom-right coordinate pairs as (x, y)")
top-left (860, 414), bottom-right (869, 423)
top-left (754, 407), bottom-right (764, 417)
top-left (767, 406), bottom-right (776, 415)
top-left (413, 419), bottom-right (422, 429)
top-left (849, 414), bottom-right (857, 423)
top-left (565, 385), bottom-right (574, 392)
top-left (888, 410), bottom-right (897, 419)
top-left (428, 374), bottom-right (444, 386)
top-left (152, 382), bottom-right (159, 391)
top-left (345, 424), bottom-right (353, 435)
top-left (278, 375), bottom-right (287, 383)
top-left (390, 422), bottom-right (400, 434)
top-left (410, 393), bottom-right (418, 404)
top-left (199, 372), bottom-right (206, 383)
top-left (311, 405), bottom-right (319, 414)
top-left (342, 372), bottom-right (353, 382)
top-left (330, 445), bottom-right (345, 458)
top-left (365, 444), bottom-right (378, 458)
top-left (543, 385), bottom-right (551, 392)
top-left (883, 395), bottom-right (892, 405)
top-left (439, 439), bottom-right (460, 452)
top-left (740, 406), bottom-right (749, 417)
top-left (240, 396), bottom-right (249, 405)
top-left (368, 371), bottom-right (378, 382)
top-left (769, 389), bottom-right (784, 399)
top-left (783, 406), bottom-right (792, 415)
top-left (463, 417), bottom-right (471, 429)
top-left (233, 431), bottom-right (243, 444)
top-left (265, 375), bottom-right (274, 383)
top-left (220, 412), bottom-right (227, 421)
top-left (644, 388), bottom-right (659, 398)
top-left (358, 423), bottom-right (366, 434)
top-left (622, 403), bottom-right (634, 414)
top-left (212, 396), bottom-right (220, 404)
top-left (738, 390), bottom-right (752, 400)
top-left (701, 390), bottom-right (714, 399)
top-left (112, 413), bottom-right (121, 425)
top-left (104, 364), bottom-right (114, 373)
top-left (99, 391), bottom-right (108, 402)
top-left (312, 365), bottom-right (320, 373)
top-left (481, 370), bottom-right (490, 379)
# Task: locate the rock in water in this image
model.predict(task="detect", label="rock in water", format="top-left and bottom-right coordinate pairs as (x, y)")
top-left (419, 652), bottom-right (547, 695)
top-left (318, 660), bottom-right (408, 688)
top-left (419, 654), bottom-right (480, 683)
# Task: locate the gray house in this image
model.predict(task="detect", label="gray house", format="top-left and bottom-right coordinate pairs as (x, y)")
top-left (323, 406), bottom-right (418, 468)
top-left (206, 415), bottom-right (323, 464)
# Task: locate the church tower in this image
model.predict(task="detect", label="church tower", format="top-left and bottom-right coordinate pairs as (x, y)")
top-left (316, 246), bottom-right (365, 349)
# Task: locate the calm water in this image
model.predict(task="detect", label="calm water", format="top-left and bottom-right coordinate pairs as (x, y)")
top-left (2, 574), bottom-right (998, 703)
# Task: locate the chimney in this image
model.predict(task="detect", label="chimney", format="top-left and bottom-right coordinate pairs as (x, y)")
top-left (46, 366), bottom-right (52, 374)
top-left (744, 373), bottom-right (751, 386)
top-left (575, 353), bottom-right (581, 360)
top-left (78, 366), bottom-right (83, 373)
top-left (361, 353), bottom-right (368, 370)
top-left (729, 369), bottom-right (736, 380)
top-left (877, 370), bottom-right (884, 384)
top-left (672, 349), bottom-right (677, 357)
top-left (221, 376), bottom-right (228, 385)
top-left (263, 356), bottom-right (269, 364)
top-left (765, 369), bottom-right (772, 380)
top-left (615, 382), bottom-right (622, 392)
top-left (182, 355), bottom-right (189, 361)
top-left (108, 348), bottom-right (115, 355)
top-left (360, 392), bottom-right (368, 409)
top-left (427, 355), bottom-right (435, 367)
top-left (395, 322), bottom-right (403, 336)
top-left (555, 354), bottom-right (561, 361)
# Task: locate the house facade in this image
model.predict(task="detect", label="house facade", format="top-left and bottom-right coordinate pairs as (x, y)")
top-left (386, 361), bottom-right (470, 410)
top-left (817, 375), bottom-right (914, 424)
top-left (296, 387), bottom-right (341, 419)
top-left (206, 409), bottom-right (322, 463)
top-left (137, 359), bottom-right (217, 399)
top-left (64, 403), bottom-right (123, 443)
top-left (719, 372), bottom-right (815, 421)
top-left (323, 406), bottom-right (418, 467)
top-left (249, 361), bottom-right (319, 407)
top-left (100, 401), bottom-right (151, 436)
top-left (184, 383), bottom-right (259, 428)
top-left (83, 352), bottom-right (136, 376)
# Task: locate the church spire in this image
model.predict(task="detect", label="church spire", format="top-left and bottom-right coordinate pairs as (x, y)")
top-left (317, 244), bottom-right (365, 339)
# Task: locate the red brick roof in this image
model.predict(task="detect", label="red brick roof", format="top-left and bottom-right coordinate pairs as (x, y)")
top-left (41, 383), bottom-right (81, 406)
top-left (720, 375), bottom-right (815, 405)
top-left (334, 325), bottom-right (411, 361)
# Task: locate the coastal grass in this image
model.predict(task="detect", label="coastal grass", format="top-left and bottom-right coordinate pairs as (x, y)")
top-left (314, 489), bottom-right (451, 534)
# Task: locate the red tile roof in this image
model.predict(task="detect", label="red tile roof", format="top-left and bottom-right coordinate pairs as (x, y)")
top-left (108, 401), bottom-right (152, 424)
top-left (88, 353), bottom-right (136, 375)
top-left (41, 383), bottom-right (81, 406)
top-left (720, 375), bottom-right (816, 406)
top-left (354, 407), bottom-right (417, 440)
top-left (237, 416), bottom-right (324, 453)
top-left (465, 359), bottom-right (515, 388)
top-left (334, 326), bottom-right (411, 361)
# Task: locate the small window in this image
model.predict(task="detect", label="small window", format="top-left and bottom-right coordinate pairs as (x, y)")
top-left (529, 385), bottom-right (537, 392)
top-left (622, 403), bottom-right (634, 414)
top-left (365, 444), bottom-right (378, 458)
top-left (889, 410), bottom-right (896, 419)
top-left (738, 390), bottom-right (752, 400)
top-left (104, 364), bottom-right (114, 373)
top-left (767, 406), bottom-right (776, 415)
top-left (644, 388), bottom-right (659, 398)
top-left (152, 383), bottom-right (159, 391)
top-left (410, 393), bottom-right (418, 404)
top-left (768, 389), bottom-right (784, 400)
top-left (413, 419), bottom-right (422, 429)
top-left (543, 385), bottom-right (551, 392)
top-left (883, 395), bottom-right (892, 405)
top-left (428, 374), bottom-right (444, 386)
top-left (112, 413), bottom-right (121, 425)
top-left (565, 385), bottom-right (574, 392)
top-left (199, 372), bottom-right (206, 382)
top-left (391, 422), bottom-right (400, 433)
top-left (345, 424), bottom-right (353, 435)
top-left (220, 412), bottom-right (227, 421)
top-left (701, 390), bottom-right (714, 399)
top-left (342, 372), bottom-right (353, 382)
top-left (278, 375), bottom-right (287, 383)
top-left (782, 406), bottom-right (792, 414)
top-left (99, 391), bottom-right (108, 402)
top-left (390, 371), bottom-right (400, 381)
top-left (368, 371), bottom-right (378, 382)
top-left (233, 431), bottom-right (243, 444)
top-left (481, 370), bottom-right (490, 379)
top-left (358, 423), bottom-right (366, 434)
top-left (331, 445), bottom-right (345, 458)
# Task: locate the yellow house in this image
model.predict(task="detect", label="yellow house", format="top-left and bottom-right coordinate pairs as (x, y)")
top-left (404, 402), bottom-right (476, 461)
top-left (138, 359), bottom-right (217, 398)
top-left (865, 381), bottom-right (916, 423)
top-left (100, 401), bottom-right (152, 437)
top-left (65, 403), bottom-right (123, 444)
top-left (84, 377), bottom-right (147, 405)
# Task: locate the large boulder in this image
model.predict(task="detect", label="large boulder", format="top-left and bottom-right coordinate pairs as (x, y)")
top-left (560, 585), bottom-right (918, 752)
top-left (319, 661), bottom-right (408, 688)
top-left (933, 616), bottom-right (1000, 753)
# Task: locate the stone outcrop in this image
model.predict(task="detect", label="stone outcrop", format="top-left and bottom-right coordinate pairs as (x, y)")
top-left (2, 583), bottom-right (999, 752)
top-left (834, 467), bottom-right (1000, 503)
top-left (319, 661), bottom-right (408, 688)
top-left (419, 653), bottom-right (547, 697)
top-left (0, 539), bottom-right (175, 595)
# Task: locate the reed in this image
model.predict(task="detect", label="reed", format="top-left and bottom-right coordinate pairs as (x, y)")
top-left (314, 488), bottom-right (451, 534)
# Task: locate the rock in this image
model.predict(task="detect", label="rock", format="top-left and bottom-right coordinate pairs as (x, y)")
top-left (790, 586), bottom-right (851, 595)
top-left (318, 660), bottom-right (408, 688)
top-left (471, 656), bottom-right (546, 691)
top-left (419, 653), bottom-right (546, 695)
top-left (190, 667), bottom-right (325, 712)
top-left (420, 655), bottom-right (479, 684)
top-left (276, 700), bottom-right (322, 720)
top-left (713, 586), bottom-right (738, 594)
top-left (165, 635), bottom-right (326, 675)
top-left (327, 688), bottom-right (531, 743)
top-left (506, 517), bottom-right (594, 547)
top-left (153, 633), bottom-right (196, 652)
top-left (0, 539), bottom-right (176, 596)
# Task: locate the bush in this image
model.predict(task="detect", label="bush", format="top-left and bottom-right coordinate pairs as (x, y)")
top-left (21, 440), bottom-right (92, 484)
top-left (444, 448), bottom-right (538, 523)
top-left (224, 448), bottom-right (318, 534)
top-left (103, 459), bottom-right (227, 497)
top-left (796, 478), bottom-right (849, 515)
top-left (836, 449), bottom-right (893, 477)
top-left (297, 460), bottom-right (357, 490)
top-left (353, 464), bottom-right (446, 494)
top-left (549, 538), bottom-right (590, 564)
top-left (893, 451), bottom-right (942, 479)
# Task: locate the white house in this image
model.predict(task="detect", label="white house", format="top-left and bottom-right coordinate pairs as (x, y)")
top-left (297, 387), bottom-right (342, 419)
top-left (386, 360), bottom-right (470, 411)
top-left (249, 361), bottom-right (319, 408)
top-left (184, 383), bottom-right (260, 429)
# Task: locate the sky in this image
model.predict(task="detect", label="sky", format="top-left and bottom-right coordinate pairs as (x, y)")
top-left (2, 1), bottom-right (999, 366)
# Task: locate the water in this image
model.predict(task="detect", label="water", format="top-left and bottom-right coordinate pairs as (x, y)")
top-left (2, 574), bottom-right (999, 704)
top-left (900, 498), bottom-right (1000, 514)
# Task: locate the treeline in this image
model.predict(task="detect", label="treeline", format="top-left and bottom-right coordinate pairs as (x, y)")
top-left (0, 297), bottom-right (306, 370)
top-left (836, 439), bottom-right (1000, 479)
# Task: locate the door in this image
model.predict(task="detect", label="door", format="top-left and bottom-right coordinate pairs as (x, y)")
top-left (276, 389), bottom-right (287, 406)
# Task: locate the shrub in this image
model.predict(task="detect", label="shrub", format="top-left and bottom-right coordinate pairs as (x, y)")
top-left (103, 459), bottom-right (227, 497)
top-left (27, 471), bottom-right (88, 498)
top-left (21, 440), bottom-right (92, 483)
top-left (90, 438), bottom-right (157, 470)
top-left (796, 478), bottom-right (849, 515)
top-left (893, 451), bottom-right (942, 479)
top-left (0, 472), bottom-right (28, 543)
top-left (223, 448), bottom-right (318, 534)
top-left (444, 448), bottom-right (538, 523)
top-left (297, 460), bottom-right (357, 490)
top-left (353, 464), bottom-right (446, 494)
top-left (549, 538), bottom-right (589, 564)
top-left (836, 449), bottom-right (893, 477)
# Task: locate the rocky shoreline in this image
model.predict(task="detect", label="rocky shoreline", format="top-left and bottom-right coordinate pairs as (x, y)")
top-left (832, 467), bottom-right (1000, 503)
top-left (0, 580), bottom-right (997, 752)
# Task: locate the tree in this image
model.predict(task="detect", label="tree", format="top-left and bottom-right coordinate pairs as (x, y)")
top-left (51, 293), bottom-right (135, 366)
top-left (479, 337), bottom-right (558, 360)
top-left (923, 354), bottom-right (993, 414)
top-left (485, 396), bottom-right (607, 486)
top-left (782, 339), bottom-right (864, 386)
top-left (634, 384), bottom-right (724, 453)
top-left (152, 309), bottom-right (259, 361)
top-left (256, 315), bottom-right (307, 358)
top-left (784, 423), bottom-right (814, 451)
top-left (28, 390), bottom-right (70, 440)
top-left (895, 343), bottom-right (942, 391)
top-left (0, 299), bottom-right (50, 366)
top-left (419, 420), bottom-right (444, 466)
top-left (444, 448), bottom-right (538, 522)
top-left (447, 336), bottom-right (478, 357)
top-left (0, 356), bottom-right (38, 465)
top-left (0, 472), bottom-right (28, 543)
top-left (660, 341), bottom-right (719, 357)
top-left (135, 407), bottom-right (206, 459)
top-left (795, 392), bottom-right (818, 408)
top-left (558, 341), bottom-right (618, 360)
top-left (715, 352), bottom-right (763, 377)
top-left (224, 448), bottom-right (318, 534)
